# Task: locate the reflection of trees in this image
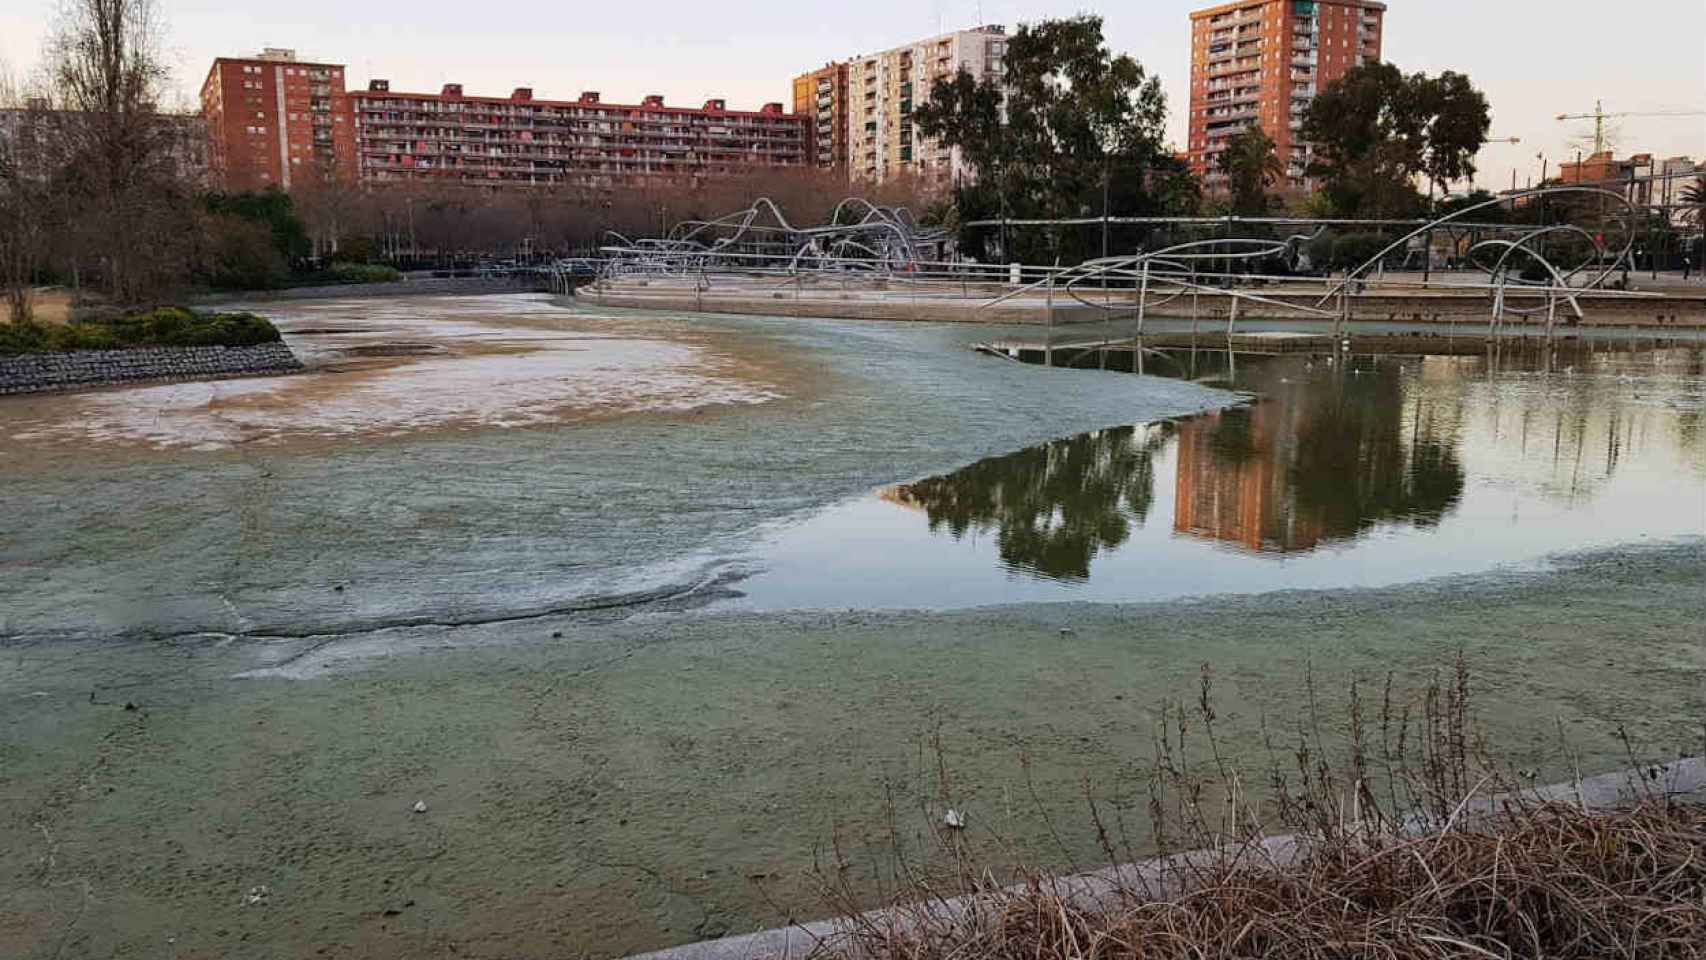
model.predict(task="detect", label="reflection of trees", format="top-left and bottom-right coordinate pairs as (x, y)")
top-left (1174, 357), bottom-right (1467, 553)
top-left (888, 424), bottom-right (1176, 581)
top-left (1291, 369), bottom-right (1465, 537)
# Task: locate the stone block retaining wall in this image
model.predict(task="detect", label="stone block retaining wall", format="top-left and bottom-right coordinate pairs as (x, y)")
top-left (0, 342), bottom-right (303, 396)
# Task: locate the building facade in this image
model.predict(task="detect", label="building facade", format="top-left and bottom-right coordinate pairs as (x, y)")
top-left (202, 51), bottom-right (809, 190)
top-left (843, 26), bottom-right (1007, 188)
top-left (792, 63), bottom-right (849, 172)
top-left (1187, 0), bottom-right (1385, 192)
top-left (2, 106), bottom-right (209, 186)
top-left (1657, 156), bottom-right (1703, 227)
top-left (348, 85), bottom-right (807, 186)
top-left (200, 49), bottom-right (354, 192)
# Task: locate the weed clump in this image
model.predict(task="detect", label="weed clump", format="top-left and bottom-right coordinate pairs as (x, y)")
top-left (806, 657), bottom-right (1706, 960)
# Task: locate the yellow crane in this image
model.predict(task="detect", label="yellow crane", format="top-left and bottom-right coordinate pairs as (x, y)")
top-left (1556, 101), bottom-right (1706, 156)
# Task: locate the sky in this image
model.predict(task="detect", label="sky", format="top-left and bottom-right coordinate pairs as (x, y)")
top-left (3, 0), bottom-right (1703, 192)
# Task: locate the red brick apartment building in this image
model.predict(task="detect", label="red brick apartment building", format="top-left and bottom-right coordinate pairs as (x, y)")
top-left (200, 49), bottom-right (353, 192)
top-left (200, 50), bottom-right (810, 191)
top-left (349, 84), bottom-right (807, 186)
top-left (1187, 0), bottom-right (1385, 192)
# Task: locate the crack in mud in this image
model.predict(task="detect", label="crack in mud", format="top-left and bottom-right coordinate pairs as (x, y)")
top-left (0, 567), bottom-right (752, 651)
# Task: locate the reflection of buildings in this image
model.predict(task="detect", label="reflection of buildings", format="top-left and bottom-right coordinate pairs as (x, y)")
top-left (1174, 406), bottom-right (1329, 552)
top-left (1168, 354), bottom-right (1466, 554)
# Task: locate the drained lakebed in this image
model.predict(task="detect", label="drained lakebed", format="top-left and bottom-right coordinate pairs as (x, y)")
top-left (1, 294), bottom-right (1701, 958)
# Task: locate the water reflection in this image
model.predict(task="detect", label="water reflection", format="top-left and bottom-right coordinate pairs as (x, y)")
top-left (886, 423), bottom-right (1175, 580)
top-left (878, 342), bottom-right (1703, 580)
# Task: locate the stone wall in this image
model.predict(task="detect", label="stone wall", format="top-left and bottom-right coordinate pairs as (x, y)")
top-left (0, 342), bottom-right (303, 396)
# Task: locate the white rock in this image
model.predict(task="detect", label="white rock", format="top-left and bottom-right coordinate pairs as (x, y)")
top-left (944, 809), bottom-right (966, 829)
top-left (412, 800), bottom-right (428, 814)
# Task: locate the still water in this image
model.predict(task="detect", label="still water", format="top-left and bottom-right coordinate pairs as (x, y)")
top-left (740, 341), bottom-right (1706, 608)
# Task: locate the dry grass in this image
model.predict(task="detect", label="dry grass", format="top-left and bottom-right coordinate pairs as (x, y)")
top-left (804, 657), bottom-right (1706, 960)
top-left (12, 287), bottom-right (73, 325)
top-left (816, 802), bottom-right (1706, 960)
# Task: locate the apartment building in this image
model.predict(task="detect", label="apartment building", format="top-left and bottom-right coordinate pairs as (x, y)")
top-left (200, 48), bottom-right (354, 191)
top-left (1187, 0), bottom-right (1385, 192)
top-left (2, 105), bottom-right (210, 186)
top-left (792, 63), bottom-right (850, 171)
top-left (348, 84), bottom-right (807, 186)
top-left (1657, 156), bottom-right (1704, 227)
top-left (844, 26), bottom-right (1007, 188)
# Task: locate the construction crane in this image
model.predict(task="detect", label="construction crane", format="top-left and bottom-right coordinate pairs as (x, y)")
top-left (1556, 101), bottom-right (1706, 156)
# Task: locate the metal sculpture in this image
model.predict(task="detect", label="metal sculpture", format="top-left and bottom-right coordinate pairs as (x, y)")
top-left (598, 196), bottom-right (952, 278)
top-left (570, 184), bottom-right (1660, 334)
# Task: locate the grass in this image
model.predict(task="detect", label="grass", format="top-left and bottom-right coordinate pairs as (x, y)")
top-left (803, 658), bottom-right (1706, 959)
top-left (0, 306), bottom-right (282, 356)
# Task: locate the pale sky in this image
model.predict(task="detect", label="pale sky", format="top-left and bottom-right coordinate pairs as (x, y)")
top-left (3, 0), bottom-right (1703, 191)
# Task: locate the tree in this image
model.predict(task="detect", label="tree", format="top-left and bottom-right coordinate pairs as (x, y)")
top-left (203, 189), bottom-right (310, 262)
top-left (40, 0), bottom-right (197, 303)
top-left (915, 15), bottom-right (1187, 264)
top-left (1682, 175), bottom-right (1706, 226)
top-left (1216, 125), bottom-right (1283, 216)
top-left (0, 65), bottom-right (48, 322)
top-left (1301, 63), bottom-right (1490, 218)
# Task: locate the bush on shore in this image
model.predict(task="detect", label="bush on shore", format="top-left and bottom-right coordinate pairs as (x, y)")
top-left (1308, 230), bottom-right (1399, 271)
top-left (0, 306), bottom-right (282, 356)
top-left (288, 262), bottom-right (403, 287)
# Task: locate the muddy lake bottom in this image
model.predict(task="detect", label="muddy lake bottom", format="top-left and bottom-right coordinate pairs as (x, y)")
top-left (2, 295), bottom-right (1703, 958)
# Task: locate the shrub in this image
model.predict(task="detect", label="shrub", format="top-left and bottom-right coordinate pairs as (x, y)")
top-left (327, 262), bottom-right (401, 284)
top-left (0, 307), bottom-right (282, 355)
top-left (1305, 231), bottom-right (1397, 272)
top-left (203, 214), bottom-right (290, 290)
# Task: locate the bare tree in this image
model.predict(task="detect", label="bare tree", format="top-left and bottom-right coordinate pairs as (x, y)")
top-left (41, 0), bottom-right (196, 304)
top-left (0, 62), bottom-right (49, 322)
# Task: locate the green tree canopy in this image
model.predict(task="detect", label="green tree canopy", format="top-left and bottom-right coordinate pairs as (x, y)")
top-left (1682, 174), bottom-right (1706, 225)
top-left (1215, 124), bottom-right (1283, 217)
top-left (202, 188), bottom-right (311, 262)
top-left (914, 15), bottom-right (1193, 264)
top-left (1301, 63), bottom-right (1490, 218)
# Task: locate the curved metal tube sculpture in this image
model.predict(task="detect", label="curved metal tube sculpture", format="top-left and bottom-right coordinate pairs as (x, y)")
top-left (601, 196), bottom-right (950, 280)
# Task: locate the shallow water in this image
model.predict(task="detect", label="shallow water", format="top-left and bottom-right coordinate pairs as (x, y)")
top-left (0, 294), bottom-right (1230, 642)
top-left (741, 342), bottom-right (1706, 607)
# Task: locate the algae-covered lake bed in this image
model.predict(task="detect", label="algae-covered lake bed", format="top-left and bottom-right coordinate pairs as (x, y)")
top-left (2, 294), bottom-right (1702, 958)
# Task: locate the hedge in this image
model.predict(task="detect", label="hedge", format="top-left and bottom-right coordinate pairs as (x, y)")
top-left (0, 307), bottom-right (283, 356)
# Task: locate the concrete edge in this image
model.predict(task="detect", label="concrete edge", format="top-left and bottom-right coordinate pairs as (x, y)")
top-left (574, 284), bottom-right (1706, 328)
top-left (625, 757), bottom-right (1706, 960)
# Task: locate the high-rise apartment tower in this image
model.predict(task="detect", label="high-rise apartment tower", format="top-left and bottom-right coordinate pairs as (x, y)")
top-left (844, 26), bottom-right (1007, 188)
top-left (793, 63), bottom-right (850, 171)
top-left (200, 48), bottom-right (354, 191)
top-left (1187, 1), bottom-right (1385, 191)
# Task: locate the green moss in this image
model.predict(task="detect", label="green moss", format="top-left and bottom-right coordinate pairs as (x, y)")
top-left (0, 307), bottom-right (282, 356)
